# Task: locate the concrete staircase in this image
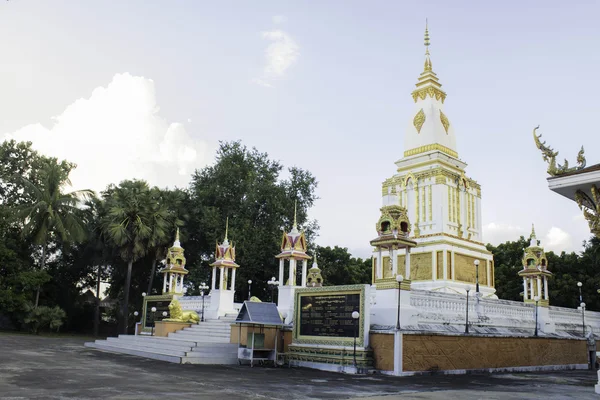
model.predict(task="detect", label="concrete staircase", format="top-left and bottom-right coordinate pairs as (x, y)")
top-left (85, 314), bottom-right (238, 365)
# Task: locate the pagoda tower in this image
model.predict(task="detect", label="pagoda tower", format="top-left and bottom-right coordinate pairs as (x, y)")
top-left (306, 255), bottom-right (324, 287)
top-left (159, 229), bottom-right (189, 294)
top-left (208, 218), bottom-right (240, 317)
top-left (275, 203), bottom-right (311, 323)
top-left (518, 225), bottom-right (551, 306)
top-left (375, 23), bottom-right (495, 297)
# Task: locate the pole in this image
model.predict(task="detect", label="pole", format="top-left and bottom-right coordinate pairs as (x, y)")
top-left (465, 289), bottom-right (470, 334)
top-left (94, 265), bottom-right (101, 337)
top-left (396, 281), bottom-right (401, 330)
top-left (582, 306), bottom-right (585, 337)
top-left (353, 318), bottom-right (357, 368)
top-left (534, 300), bottom-right (538, 337)
top-left (476, 265), bottom-right (479, 294)
top-left (151, 311), bottom-right (156, 336)
top-left (201, 291), bottom-right (205, 322)
top-left (248, 281), bottom-right (252, 300)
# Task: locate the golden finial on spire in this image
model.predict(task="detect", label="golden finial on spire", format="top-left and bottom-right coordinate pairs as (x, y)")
top-left (175, 227), bottom-right (180, 242)
top-left (531, 223), bottom-right (536, 239)
top-left (293, 200), bottom-right (298, 229)
top-left (423, 19), bottom-right (432, 72)
top-left (224, 217), bottom-right (229, 242)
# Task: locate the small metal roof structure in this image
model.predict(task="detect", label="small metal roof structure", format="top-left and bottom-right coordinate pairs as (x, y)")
top-left (235, 301), bottom-right (284, 326)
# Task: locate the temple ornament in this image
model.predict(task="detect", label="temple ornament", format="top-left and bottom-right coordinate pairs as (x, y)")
top-left (413, 109), bottom-right (426, 133)
top-left (533, 126), bottom-right (586, 176)
top-left (375, 205), bottom-right (411, 236)
top-left (439, 110), bottom-right (450, 134)
top-left (575, 185), bottom-right (600, 237)
top-left (165, 298), bottom-right (200, 323)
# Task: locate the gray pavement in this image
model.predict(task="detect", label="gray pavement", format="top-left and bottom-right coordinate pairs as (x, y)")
top-left (0, 333), bottom-right (598, 399)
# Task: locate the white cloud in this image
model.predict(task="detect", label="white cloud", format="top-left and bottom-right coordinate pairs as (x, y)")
top-left (544, 226), bottom-right (573, 253)
top-left (3, 73), bottom-right (210, 194)
top-left (253, 27), bottom-right (299, 88)
top-left (483, 222), bottom-right (527, 245)
top-left (272, 15), bottom-right (287, 24)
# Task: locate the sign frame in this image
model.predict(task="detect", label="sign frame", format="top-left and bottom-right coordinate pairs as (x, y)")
top-left (293, 284), bottom-right (367, 347)
top-left (141, 294), bottom-right (173, 332)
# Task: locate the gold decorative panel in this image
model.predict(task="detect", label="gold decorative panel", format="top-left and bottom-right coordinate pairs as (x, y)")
top-left (370, 333), bottom-right (394, 371)
top-left (447, 251), bottom-right (452, 280)
top-left (413, 109), bottom-right (426, 133)
top-left (454, 253), bottom-right (487, 285)
top-left (436, 251), bottom-right (443, 280)
top-left (403, 335), bottom-right (586, 372)
top-left (439, 110), bottom-right (450, 133)
top-left (397, 255), bottom-right (405, 274)
top-left (382, 256), bottom-right (393, 279)
top-left (410, 253), bottom-right (432, 281)
top-left (490, 260), bottom-right (495, 287)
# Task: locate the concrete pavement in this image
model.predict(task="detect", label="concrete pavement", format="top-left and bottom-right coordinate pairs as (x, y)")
top-left (0, 333), bottom-right (597, 399)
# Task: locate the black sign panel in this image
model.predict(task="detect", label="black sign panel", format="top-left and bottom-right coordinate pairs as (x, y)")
top-left (144, 300), bottom-right (170, 328)
top-left (299, 293), bottom-right (360, 337)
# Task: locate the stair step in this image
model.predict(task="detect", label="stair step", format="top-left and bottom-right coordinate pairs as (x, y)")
top-left (172, 331), bottom-right (230, 337)
top-left (116, 335), bottom-right (198, 347)
top-left (107, 337), bottom-right (193, 352)
top-left (181, 356), bottom-right (238, 365)
top-left (85, 342), bottom-right (182, 363)
top-left (93, 340), bottom-right (188, 356)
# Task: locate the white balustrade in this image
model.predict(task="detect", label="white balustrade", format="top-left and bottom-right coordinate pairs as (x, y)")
top-left (178, 295), bottom-right (212, 312)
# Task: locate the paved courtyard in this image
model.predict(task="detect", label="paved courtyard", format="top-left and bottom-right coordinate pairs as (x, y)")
top-left (0, 333), bottom-right (598, 399)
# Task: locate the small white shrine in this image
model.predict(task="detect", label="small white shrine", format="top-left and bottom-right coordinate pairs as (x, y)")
top-left (207, 219), bottom-right (240, 318)
top-left (159, 229), bottom-right (188, 294)
top-left (275, 204), bottom-right (311, 323)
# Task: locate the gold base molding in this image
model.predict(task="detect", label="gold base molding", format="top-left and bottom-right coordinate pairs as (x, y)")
top-left (403, 143), bottom-right (458, 159)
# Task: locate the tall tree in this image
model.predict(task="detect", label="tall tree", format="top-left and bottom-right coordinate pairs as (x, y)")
top-left (187, 141), bottom-right (318, 300)
top-left (17, 161), bottom-right (92, 306)
top-left (100, 180), bottom-right (162, 333)
top-left (146, 188), bottom-right (186, 295)
top-left (315, 245), bottom-right (372, 286)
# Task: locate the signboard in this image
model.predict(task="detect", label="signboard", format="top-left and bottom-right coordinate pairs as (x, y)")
top-left (293, 285), bottom-right (368, 347)
top-left (142, 296), bottom-right (172, 328)
top-left (299, 293), bottom-right (360, 338)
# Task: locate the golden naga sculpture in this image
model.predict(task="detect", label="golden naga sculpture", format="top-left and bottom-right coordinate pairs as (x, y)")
top-left (533, 126), bottom-right (586, 176)
top-left (165, 299), bottom-right (200, 324)
top-left (575, 185), bottom-right (600, 238)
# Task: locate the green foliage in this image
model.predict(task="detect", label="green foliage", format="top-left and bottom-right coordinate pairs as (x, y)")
top-left (186, 141), bottom-right (318, 301)
top-left (23, 304), bottom-right (67, 334)
top-left (315, 245), bottom-right (372, 286)
top-left (489, 236), bottom-right (600, 311)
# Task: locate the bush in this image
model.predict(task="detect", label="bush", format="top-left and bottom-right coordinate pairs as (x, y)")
top-left (23, 304), bottom-right (67, 334)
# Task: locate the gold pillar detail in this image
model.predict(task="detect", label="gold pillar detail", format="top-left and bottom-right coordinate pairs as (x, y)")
top-left (467, 193), bottom-right (471, 230)
top-left (421, 186), bottom-right (426, 223)
top-left (428, 185), bottom-right (433, 221)
top-left (448, 186), bottom-right (452, 223)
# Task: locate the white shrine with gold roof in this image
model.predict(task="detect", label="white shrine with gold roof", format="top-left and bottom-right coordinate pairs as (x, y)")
top-left (275, 205), bottom-right (311, 324)
top-left (374, 24), bottom-right (496, 298)
top-left (207, 219), bottom-right (241, 318)
top-left (159, 229), bottom-right (189, 294)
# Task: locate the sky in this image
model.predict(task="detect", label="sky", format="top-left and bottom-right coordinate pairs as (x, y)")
top-left (1, 0), bottom-right (598, 258)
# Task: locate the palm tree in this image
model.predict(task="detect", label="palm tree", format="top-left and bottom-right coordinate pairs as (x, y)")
top-left (17, 161), bottom-right (93, 307)
top-left (146, 188), bottom-right (185, 295)
top-left (101, 180), bottom-right (161, 334)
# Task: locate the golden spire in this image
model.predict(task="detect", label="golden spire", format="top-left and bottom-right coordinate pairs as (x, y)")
top-left (531, 223), bottom-right (536, 239)
top-left (224, 217), bottom-right (229, 242)
top-left (424, 19), bottom-right (432, 72)
top-left (175, 227), bottom-right (180, 242)
top-left (293, 200), bottom-right (297, 229)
